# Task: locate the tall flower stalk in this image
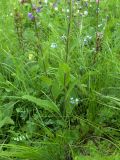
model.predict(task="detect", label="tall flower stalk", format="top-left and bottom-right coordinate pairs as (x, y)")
top-left (94, 0), bottom-right (100, 63)
top-left (65, 0), bottom-right (72, 63)
top-left (96, 0), bottom-right (100, 53)
top-left (29, 0), bottom-right (47, 76)
top-left (14, 9), bottom-right (24, 51)
top-left (64, 0), bottom-right (73, 152)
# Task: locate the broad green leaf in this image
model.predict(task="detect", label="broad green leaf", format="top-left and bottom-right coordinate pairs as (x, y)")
top-left (0, 117), bottom-right (14, 128)
top-left (22, 95), bottom-right (60, 114)
top-left (57, 63), bottom-right (71, 86)
top-left (51, 80), bottom-right (62, 99)
top-left (41, 75), bottom-right (52, 87)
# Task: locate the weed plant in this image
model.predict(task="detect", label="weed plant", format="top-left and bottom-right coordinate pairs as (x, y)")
top-left (0, 0), bottom-right (120, 159)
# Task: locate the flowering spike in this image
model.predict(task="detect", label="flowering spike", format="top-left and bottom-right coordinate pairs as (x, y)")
top-left (28, 12), bottom-right (35, 20)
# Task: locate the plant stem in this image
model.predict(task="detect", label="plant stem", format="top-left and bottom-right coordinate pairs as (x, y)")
top-left (94, 0), bottom-right (100, 63)
top-left (96, 0), bottom-right (100, 53)
top-left (65, 0), bottom-right (72, 63)
top-left (14, 10), bottom-right (25, 52)
top-left (63, 0), bottom-right (72, 116)
top-left (29, 0), bottom-right (47, 76)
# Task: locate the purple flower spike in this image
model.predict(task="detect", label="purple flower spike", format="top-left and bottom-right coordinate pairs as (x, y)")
top-left (53, 3), bottom-right (57, 8)
top-left (28, 12), bottom-right (35, 20)
top-left (36, 7), bottom-right (42, 13)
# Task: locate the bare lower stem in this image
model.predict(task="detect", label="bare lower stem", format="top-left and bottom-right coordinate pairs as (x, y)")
top-left (94, 0), bottom-right (100, 63)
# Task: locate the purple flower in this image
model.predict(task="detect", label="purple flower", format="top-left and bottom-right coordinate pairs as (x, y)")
top-left (36, 7), bottom-right (42, 13)
top-left (28, 12), bottom-right (35, 20)
top-left (53, 3), bottom-right (57, 9)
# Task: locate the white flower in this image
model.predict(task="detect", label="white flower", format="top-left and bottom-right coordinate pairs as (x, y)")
top-left (66, 9), bottom-right (70, 13)
top-left (10, 13), bottom-right (13, 16)
top-left (16, 137), bottom-right (19, 141)
top-left (19, 136), bottom-right (23, 141)
top-left (51, 43), bottom-right (57, 48)
top-left (75, 98), bottom-right (79, 103)
top-left (54, 7), bottom-right (58, 11)
top-left (70, 97), bottom-right (79, 104)
top-left (86, 36), bottom-right (92, 40)
top-left (98, 24), bottom-right (102, 28)
top-left (44, 0), bottom-right (48, 4)
top-left (61, 34), bottom-right (66, 41)
top-left (84, 11), bottom-right (88, 16)
top-left (84, 35), bottom-right (92, 45)
top-left (76, 10), bottom-right (80, 14)
top-left (84, 38), bottom-right (88, 45)
top-left (22, 135), bottom-right (26, 140)
top-left (13, 137), bottom-right (17, 141)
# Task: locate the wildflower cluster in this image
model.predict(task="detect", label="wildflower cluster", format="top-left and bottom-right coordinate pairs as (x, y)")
top-left (70, 97), bottom-right (79, 105)
top-left (84, 35), bottom-right (92, 45)
top-left (12, 133), bottom-right (29, 142)
top-left (19, 0), bottom-right (43, 21)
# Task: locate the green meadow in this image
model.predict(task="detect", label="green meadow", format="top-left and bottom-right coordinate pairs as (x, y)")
top-left (0, 0), bottom-right (120, 159)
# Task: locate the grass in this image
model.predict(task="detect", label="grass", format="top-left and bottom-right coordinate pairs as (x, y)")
top-left (0, 0), bottom-right (120, 159)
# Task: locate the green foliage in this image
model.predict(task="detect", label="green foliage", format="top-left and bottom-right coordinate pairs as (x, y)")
top-left (22, 95), bottom-right (60, 114)
top-left (0, 0), bottom-right (120, 159)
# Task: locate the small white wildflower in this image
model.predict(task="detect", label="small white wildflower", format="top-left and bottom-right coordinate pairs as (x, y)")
top-left (19, 136), bottom-right (23, 141)
top-left (86, 36), bottom-right (92, 40)
top-left (44, 0), bottom-right (48, 4)
top-left (98, 24), bottom-right (102, 28)
top-left (62, 8), bottom-right (65, 12)
top-left (13, 137), bottom-right (17, 141)
top-left (84, 38), bottom-right (88, 45)
top-left (70, 100), bottom-right (75, 104)
top-left (89, 36), bottom-right (92, 40)
top-left (84, 11), bottom-right (88, 16)
top-left (76, 10), bottom-right (80, 14)
top-left (51, 43), bottom-right (57, 48)
top-left (10, 13), bottom-right (13, 16)
top-left (70, 97), bottom-right (79, 105)
top-left (61, 34), bottom-right (66, 41)
top-left (75, 98), bottom-right (79, 103)
top-left (92, 48), bottom-right (95, 52)
top-left (66, 9), bottom-right (69, 13)
top-left (70, 97), bottom-right (75, 104)
top-left (54, 7), bottom-right (58, 11)
top-left (22, 135), bottom-right (26, 140)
